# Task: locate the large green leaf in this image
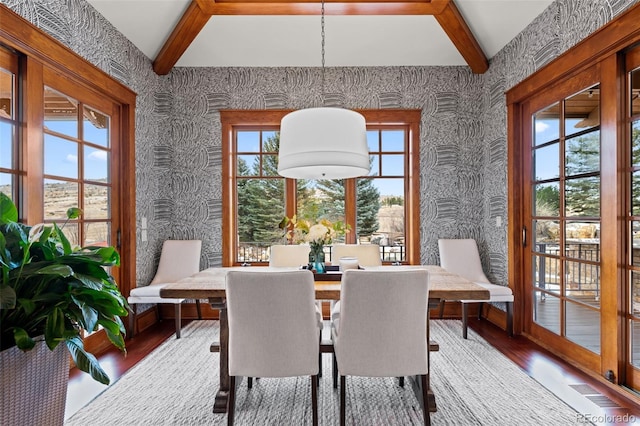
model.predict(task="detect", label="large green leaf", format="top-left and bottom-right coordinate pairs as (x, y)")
top-left (66, 336), bottom-right (110, 384)
top-left (72, 296), bottom-right (99, 331)
top-left (0, 284), bottom-right (16, 309)
top-left (44, 307), bottom-right (65, 350)
top-left (72, 272), bottom-right (104, 290)
top-left (13, 327), bottom-right (35, 350)
top-left (36, 263), bottom-right (73, 277)
top-left (53, 223), bottom-right (72, 255)
top-left (0, 193), bottom-right (18, 224)
top-left (98, 318), bottom-right (126, 351)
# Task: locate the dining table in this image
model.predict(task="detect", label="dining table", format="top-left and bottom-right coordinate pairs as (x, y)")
top-left (160, 265), bottom-right (490, 414)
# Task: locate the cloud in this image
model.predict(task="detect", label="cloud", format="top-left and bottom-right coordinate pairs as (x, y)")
top-left (535, 121), bottom-right (549, 133)
top-left (66, 154), bottom-right (78, 163)
top-left (88, 150), bottom-right (108, 161)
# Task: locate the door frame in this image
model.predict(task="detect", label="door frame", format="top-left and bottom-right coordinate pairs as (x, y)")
top-left (0, 6), bottom-right (137, 339)
top-left (507, 6), bottom-right (640, 385)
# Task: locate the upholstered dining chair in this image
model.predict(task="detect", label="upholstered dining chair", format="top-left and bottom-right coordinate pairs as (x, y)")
top-left (226, 270), bottom-right (320, 426)
top-left (329, 244), bottom-right (383, 325)
top-left (331, 243), bottom-right (382, 267)
top-left (268, 244), bottom-right (310, 267)
top-left (128, 240), bottom-right (202, 339)
top-left (437, 238), bottom-right (513, 339)
top-left (331, 269), bottom-right (431, 426)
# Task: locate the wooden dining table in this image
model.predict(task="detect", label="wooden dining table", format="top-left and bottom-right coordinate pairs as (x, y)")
top-left (160, 265), bottom-right (490, 414)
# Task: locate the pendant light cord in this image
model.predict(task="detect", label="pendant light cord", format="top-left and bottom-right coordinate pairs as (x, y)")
top-left (321, 0), bottom-right (325, 96)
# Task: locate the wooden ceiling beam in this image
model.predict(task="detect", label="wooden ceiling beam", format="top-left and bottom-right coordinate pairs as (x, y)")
top-left (153, 0), bottom-right (212, 75)
top-left (199, 1), bottom-right (447, 15)
top-left (433, 0), bottom-right (488, 74)
top-left (153, 0), bottom-right (488, 75)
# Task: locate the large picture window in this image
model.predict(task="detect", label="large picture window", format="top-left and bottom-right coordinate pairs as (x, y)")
top-left (222, 110), bottom-right (420, 266)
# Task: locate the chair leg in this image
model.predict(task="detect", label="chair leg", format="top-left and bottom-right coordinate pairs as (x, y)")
top-left (129, 304), bottom-right (137, 337)
top-left (247, 377), bottom-right (252, 389)
top-left (462, 303), bottom-right (469, 339)
top-left (195, 299), bottom-right (202, 319)
top-left (340, 375), bottom-right (346, 426)
top-left (318, 334), bottom-right (322, 379)
top-left (477, 302), bottom-right (483, 320)
top-left (228, 376), bottom-right (236, 426)
top-left (311, 375), bottom-right (318, 426)
top-left (398, 377), bottom-right (404, 387)
top-left (506, 301), bottom-right (514, 337)
top-left (175, 304), bottom-right (182, 339)
top-left (421, 374), bottom-right (431, 426)
top-left (332, 353), bottom-right (338, 389)
top-left (438, 300), bottom-right (445, 318)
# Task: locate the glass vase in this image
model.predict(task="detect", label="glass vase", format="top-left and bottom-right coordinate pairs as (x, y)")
top-left (313, 249), bottom-right (326, 274)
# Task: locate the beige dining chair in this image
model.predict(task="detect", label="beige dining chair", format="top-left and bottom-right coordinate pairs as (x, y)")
top-left (329, 244), bottom-right (383, 325)
top-left (331, 243), bottom-right (382, 267)
top-left (331, 269), bottom-right (431, 426)
top-left (128, 240), bottom-right (202, 339)
top-left (226, 270), bottom-right (320, 426)
top-left (268, 244), bottom-right (310, 267)
top-left (438, 238), bottom-right (513, 339)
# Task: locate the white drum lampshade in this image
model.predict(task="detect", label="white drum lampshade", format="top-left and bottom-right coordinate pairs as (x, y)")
top-left (278, 107), bottom-right (370, 180)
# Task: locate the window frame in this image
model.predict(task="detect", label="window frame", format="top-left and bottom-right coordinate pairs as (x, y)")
top-left (1, 7), bottom-right (137, 349)
top-left (221, 109), bottom-right (421, 266)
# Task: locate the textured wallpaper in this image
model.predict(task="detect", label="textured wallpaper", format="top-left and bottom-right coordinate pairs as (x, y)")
top-left (3, 0), bottom-right (639, 295)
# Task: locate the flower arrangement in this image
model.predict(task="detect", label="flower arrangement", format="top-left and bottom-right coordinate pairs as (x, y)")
top-left (279, 215), bottom-right (349, 247)
top-left (279, 215), bottom-right (349, 273)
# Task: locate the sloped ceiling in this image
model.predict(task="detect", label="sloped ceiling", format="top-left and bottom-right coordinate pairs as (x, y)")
top-left (87, 0), bottom-right (553, 74)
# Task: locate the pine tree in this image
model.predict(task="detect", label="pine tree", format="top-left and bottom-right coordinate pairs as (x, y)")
top-left (564, 131), bottom-right (600, 216)
top-left (236, 135), bottom-right (285, 244)
top-left (356, 178), bottom-right (380, 237)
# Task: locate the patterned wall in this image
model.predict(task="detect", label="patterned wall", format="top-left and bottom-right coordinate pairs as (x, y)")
top-left (3, 0), bottom-right (639, 295)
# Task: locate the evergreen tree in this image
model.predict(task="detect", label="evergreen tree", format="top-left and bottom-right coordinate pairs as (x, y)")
top-left (564, 131), bottom-right (600, 216)
top-left (356, 178), bottom-right (380, 237)
top-left (236, 135), bottom-right (285, 244)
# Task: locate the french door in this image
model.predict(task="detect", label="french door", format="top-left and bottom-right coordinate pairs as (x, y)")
top-left (625, 45), bottom-right (640, 390)
top-left (42, 69), bottom-right (123, 354)
top-left (522, 64), bottom-right (604, 372)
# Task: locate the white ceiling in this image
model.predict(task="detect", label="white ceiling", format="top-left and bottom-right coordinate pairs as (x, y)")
top-left (87, 0), bottom-right (553, 68)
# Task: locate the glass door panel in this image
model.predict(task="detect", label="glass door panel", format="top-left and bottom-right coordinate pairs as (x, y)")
top-left (0, 48), bottom-right (19, 203)
top-left (528, 76), bottom-right (602, 360)
top-left (625, 46), bottom-right (640, 391)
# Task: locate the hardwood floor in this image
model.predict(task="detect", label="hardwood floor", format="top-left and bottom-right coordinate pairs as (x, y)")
top-left (66, 317), bottom-right (640, 423)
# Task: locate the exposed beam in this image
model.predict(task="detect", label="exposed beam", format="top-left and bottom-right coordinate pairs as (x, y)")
top-left (433, 0), bottom-right (488, 74)
top-left (153, 0), bottom-right (212, 75)
top-left (153, 0), bottom-right (488, 75)
top-left (199, 0), bottom-right (448, 15)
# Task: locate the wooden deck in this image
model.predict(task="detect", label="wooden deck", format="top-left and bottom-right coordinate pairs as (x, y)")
top-left (534, 294), bottom-right (640, 364)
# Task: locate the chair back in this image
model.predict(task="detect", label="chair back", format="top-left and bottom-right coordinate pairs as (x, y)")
top-left (331, 244), bottom-right (382, 267)
top-left (334, 269), bottom-right (429, 377)
top-left (268, 244), bottom-right (310, 267)
top-left (226, 270), bottom-right (319, 378)
top-left (438, 239), bottom-right (490, 284)
top-left (151, 240), bottom-right (202, 284)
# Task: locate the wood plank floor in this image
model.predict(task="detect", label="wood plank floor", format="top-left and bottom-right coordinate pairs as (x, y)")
top-left (66, 318), bottom-right (640, 424)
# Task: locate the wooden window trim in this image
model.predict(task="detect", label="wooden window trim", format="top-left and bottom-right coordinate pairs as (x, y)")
top-left (0, 5), bottom-right (137, 298)
top-left (221, 109), bottom-right (421, 266)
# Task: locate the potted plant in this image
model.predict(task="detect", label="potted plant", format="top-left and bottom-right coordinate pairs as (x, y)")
top-left (0, 192), bottom-right (128, 425)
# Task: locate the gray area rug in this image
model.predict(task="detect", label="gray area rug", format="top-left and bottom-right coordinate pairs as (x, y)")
top-left (65, 320), bottom-right (582, 425)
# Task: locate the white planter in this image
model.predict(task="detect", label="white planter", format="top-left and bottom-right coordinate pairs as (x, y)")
top-left (0, 340), bottom-right (69, 426)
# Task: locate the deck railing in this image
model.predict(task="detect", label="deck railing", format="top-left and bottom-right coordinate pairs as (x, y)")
top-left (535, 242), bottom-right (600, 298)
top-left (237, 243), bottom-right (405, 264)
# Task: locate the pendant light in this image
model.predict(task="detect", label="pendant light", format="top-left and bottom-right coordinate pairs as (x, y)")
top-left (277, 0), bottom-right (369, 180)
